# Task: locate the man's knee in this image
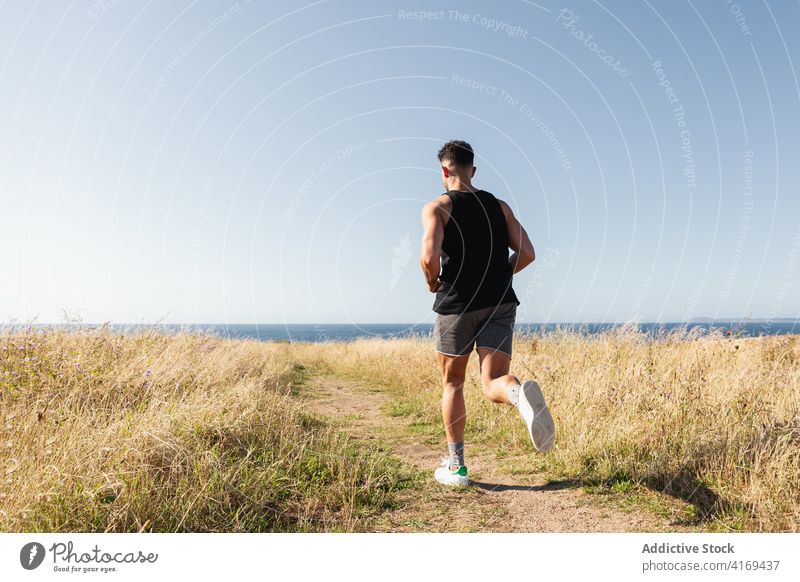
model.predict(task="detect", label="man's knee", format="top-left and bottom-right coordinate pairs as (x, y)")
top-left (442, 371), bottom-right (466, 391)
top-left (439, 355), bottom-right (468, 389)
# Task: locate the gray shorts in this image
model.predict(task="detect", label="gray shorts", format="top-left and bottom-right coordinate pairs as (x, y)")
top-left (434, 302), bottom-right (517, 358)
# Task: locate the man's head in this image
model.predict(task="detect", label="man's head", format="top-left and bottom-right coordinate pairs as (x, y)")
top-left (437, 140), bottom-right (476, 190)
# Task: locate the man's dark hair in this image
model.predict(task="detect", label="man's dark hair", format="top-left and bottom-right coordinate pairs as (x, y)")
top-left (437, 140), bottom-right (474, 167)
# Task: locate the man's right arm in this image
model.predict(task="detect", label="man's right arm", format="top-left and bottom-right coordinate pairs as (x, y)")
top-left (419, 201), bottom-right (444, 292)
top-left (499, 200), bottom-right (535, 274)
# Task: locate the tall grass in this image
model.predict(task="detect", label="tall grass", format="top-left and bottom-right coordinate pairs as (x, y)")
top-left (288, 326), bottom-right (800, 532)
top-left (0, 326), bottom-right (409, 532)
top-left (4, 325), bottom-right (797, 532)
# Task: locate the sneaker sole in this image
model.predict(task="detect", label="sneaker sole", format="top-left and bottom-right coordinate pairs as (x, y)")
top-left (434, 468), bottom-right (469, 487)
top-left (520, 380), bottom-right (555, 452)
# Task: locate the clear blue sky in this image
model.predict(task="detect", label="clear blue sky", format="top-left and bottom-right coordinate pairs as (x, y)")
top-left (1, 0), bottom-right (799, 324)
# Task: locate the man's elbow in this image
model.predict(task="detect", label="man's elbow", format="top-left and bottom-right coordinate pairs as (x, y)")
top-left (519, 246), bottom-right (535, 269)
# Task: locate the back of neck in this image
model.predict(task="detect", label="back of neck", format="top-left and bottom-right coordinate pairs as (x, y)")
top-left (448, 181), bottom-right (475, 192)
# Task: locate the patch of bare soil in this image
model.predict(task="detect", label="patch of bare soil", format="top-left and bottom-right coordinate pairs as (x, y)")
top-left (303, 376), bottom-right (694, 533)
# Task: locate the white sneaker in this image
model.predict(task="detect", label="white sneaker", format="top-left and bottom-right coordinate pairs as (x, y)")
top-left (517, 380), bottom-right (555, 452)
top-left (434, 456), bottom-right (469, 487)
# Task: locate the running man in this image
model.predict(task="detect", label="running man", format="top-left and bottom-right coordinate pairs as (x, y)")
top-left (419, 140), bottom-right (556, 487)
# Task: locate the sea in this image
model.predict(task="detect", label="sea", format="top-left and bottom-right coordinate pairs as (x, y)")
top-left (9, 321), bottom-right (800, 343)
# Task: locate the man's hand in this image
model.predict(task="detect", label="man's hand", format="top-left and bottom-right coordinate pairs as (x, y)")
top-left (426, 277), bottom-right (442, 293)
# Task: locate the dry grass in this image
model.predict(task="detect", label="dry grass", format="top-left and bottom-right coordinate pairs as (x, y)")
top-left (287, 326), bottom-right (800, 532)
top-left (0, 326), bottom-right (411, 532)
top-left (3, 325), bottom-right (797, 532)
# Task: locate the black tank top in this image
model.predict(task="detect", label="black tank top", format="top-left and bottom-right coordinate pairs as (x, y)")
top-left (432, 189), bottom-right (520, 314)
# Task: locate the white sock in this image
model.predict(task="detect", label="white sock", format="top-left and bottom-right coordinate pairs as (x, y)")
top-left (506, 383), bottom-right (521, 406)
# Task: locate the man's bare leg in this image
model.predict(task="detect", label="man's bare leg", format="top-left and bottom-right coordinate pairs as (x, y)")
top-left (436, 352), bottom-right (470, 444)
top-left (433, 351), bottom-right (472, 485)
top-left (477, 347), bottom-right (519, 404)
top-left (478, 347), bottom-right (556, 451)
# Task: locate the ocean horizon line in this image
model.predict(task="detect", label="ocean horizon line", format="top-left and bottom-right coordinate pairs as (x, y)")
top-left (6, 318), bottom-right (800, 326)
top-left (4, 320), bottom-right (799, 341)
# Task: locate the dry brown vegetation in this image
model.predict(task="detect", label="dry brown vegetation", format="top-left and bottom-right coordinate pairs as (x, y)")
top-left (2, 325), bottom-right (798, 532)
top-left (287, 326), bottom-right (800, 532)
top-left (0, 326), bottom-right (411, 532)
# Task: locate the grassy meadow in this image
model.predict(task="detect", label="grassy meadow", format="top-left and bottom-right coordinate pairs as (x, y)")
top-left (287, 326), bottom-right (800, 532)
top-left (0, 326), bottom-right (413, 532)
top-left (1, 325), bottom-right (798, 532)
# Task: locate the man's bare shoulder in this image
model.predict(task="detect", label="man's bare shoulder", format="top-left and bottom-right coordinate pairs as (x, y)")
top-left (422, 194), bottom-right (452, 219)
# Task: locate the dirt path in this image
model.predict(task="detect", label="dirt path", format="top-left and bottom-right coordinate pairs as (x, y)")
top-left (302, 375), bottom-right (693, 533)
